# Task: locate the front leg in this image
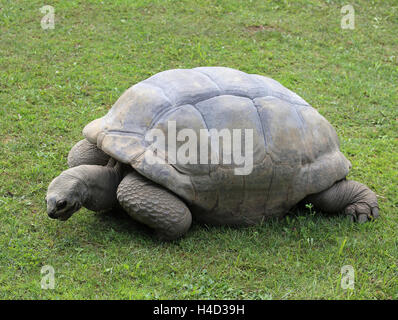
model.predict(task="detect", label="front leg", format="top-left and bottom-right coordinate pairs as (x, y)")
top-left (305, 179), bottom-right (379, 222)
top-left (67, 139), bottom-right (110, 168)
top-left (117, 172), bottom-right (192, 240)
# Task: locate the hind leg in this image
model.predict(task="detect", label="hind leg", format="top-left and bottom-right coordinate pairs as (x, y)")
top-left (305, 179), bottom-right (379, 223)
top-left (67, 139), bottom-right (110, 168)
top-left (117, 171), bottom-right (192, 240)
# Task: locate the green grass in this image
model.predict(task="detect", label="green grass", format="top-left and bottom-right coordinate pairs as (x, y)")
top-left (0, 0), bottom-right (397, 299)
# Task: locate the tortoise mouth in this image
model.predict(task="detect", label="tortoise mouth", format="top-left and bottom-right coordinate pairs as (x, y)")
top-left (48, 202), bottom-right (81, 221)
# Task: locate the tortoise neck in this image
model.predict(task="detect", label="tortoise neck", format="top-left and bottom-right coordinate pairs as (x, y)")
top-left (67, 164), bottom-right (123, 212)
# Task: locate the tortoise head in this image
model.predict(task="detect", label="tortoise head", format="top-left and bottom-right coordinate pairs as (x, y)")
top-left (46, 171), bottom-right (85, 221)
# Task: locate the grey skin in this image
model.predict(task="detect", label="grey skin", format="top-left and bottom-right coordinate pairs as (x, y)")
top-left (47, 140), bottom-right (192, 240)
top-left (46, 162), bottom-right (122, 221)
top-left (46, 67), bottom-right (379, 240)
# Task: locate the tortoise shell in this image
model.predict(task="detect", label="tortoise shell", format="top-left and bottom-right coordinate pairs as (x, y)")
top-left (83, 67), bottom-right (351, 224)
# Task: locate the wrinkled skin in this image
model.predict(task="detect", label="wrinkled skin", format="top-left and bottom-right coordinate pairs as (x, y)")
top-left (46, 158), bottom-right (192, 240)
top-left (46, 172), bottom-right (84, 221)
top-left (305, 179), bottom-right (379, 223)
top-left (46, 164), bottom-right (122, 221)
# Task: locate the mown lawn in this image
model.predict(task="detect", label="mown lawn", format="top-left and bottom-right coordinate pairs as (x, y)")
top-left (0, 0), bottom-right (397, 299)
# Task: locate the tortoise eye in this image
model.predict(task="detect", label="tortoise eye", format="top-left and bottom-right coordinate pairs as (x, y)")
top-left (56, 200), bottom-right (67, 210)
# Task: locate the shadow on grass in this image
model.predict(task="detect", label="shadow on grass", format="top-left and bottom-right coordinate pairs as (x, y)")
top-left (83, 203), bottom-right (357, 249)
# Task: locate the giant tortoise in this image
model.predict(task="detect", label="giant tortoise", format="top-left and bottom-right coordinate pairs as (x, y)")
top-left (46, 67), bottom-right (379, 240)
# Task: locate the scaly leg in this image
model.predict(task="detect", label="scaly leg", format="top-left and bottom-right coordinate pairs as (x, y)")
top-left (67, 139), bottom-right (110, 168)
top-left (305, 179), bottom-right (379, 222)
top-left (117, 171), bottom-right (192, 240)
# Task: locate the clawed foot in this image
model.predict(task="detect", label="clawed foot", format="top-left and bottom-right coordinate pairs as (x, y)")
top-left (305, 179), bottom-right (380, 224)
top-left (344, 203), bottom-right (379, 223)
